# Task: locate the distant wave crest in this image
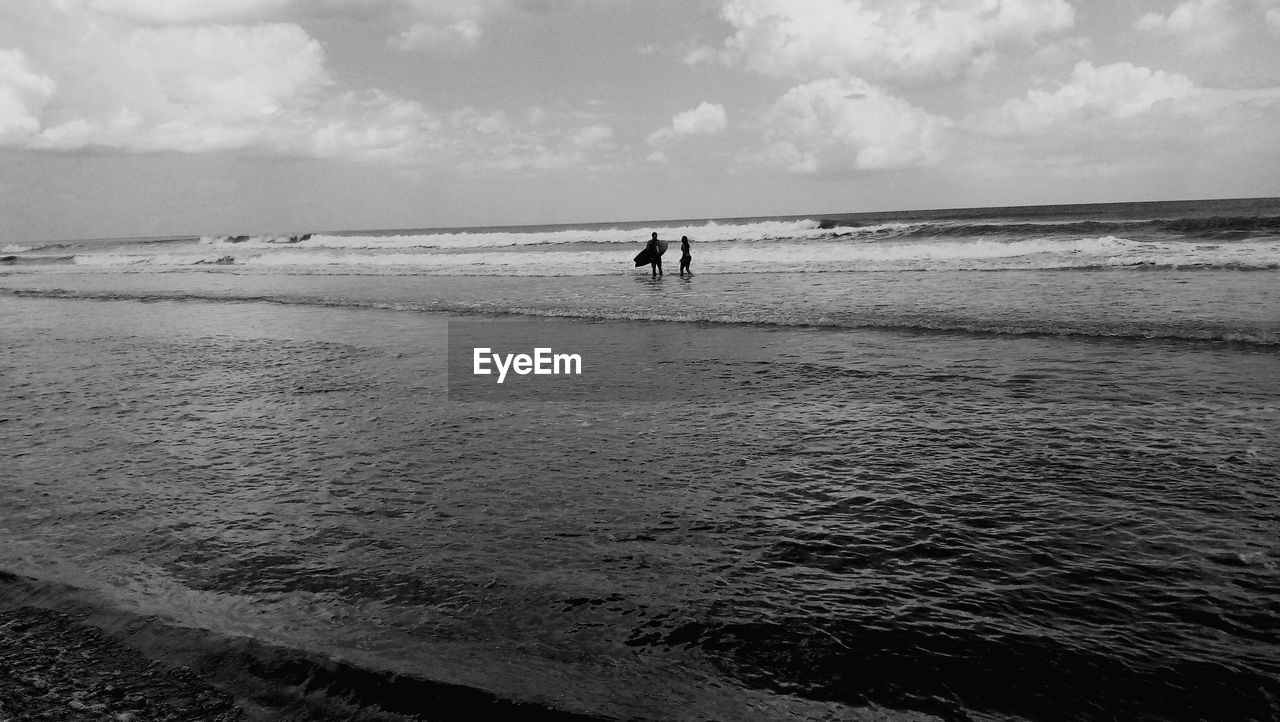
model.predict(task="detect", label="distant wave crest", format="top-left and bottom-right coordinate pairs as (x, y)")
top-left (191, 214), bottom-right (1280, 251)
top-left (54, 235), bottom-right (1280, 275)
top-left (200, 219), bottom-right (826, 250)
top-left (820, 214), bottom-right (1280, 241)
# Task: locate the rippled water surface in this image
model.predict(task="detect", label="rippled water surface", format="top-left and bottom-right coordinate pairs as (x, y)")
top-left (2, 271), bottom-right (1279, 719)
top-left (3, 267), bottom-right (1278, 343)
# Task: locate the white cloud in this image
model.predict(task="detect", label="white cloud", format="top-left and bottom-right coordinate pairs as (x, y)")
top-left (957, 59), bottom-right (1280, 182)
top-left (682, 46), bottom-right (717, 65)
top-left (748, 78), bottom-right (952, 173)
top-left (672, 102), bottom-right (728, 136)
top-left (570, 123), bottom-right (614, 149)
top-left (391, 0), bottom-right (504, 52)
top-left (648, 102), bottom-right (727, 144)
top-left (27, 89), bottom-right (444, 163)
top-left (440, 108), bottom-right (620, 172)
top-left (130, 23), bottom-right (332, 117)
top-left (983, 61), bottom-right (1201, 134)
top-left (391, 20), bottom-right (483, 52)
top-left (1135, 0), bottom-right (1240, 51)
top-left (1258, 0), bottom-right (1280, 30)
top-left (12, 20), bottom-right (346, 153)
top-left (718, 0), bottom-right (1075, 83)
top-left (0, 0), bottom-right (614, 171)
top-left (86, 0), bottom-right (292, 24)
top-left (0, 49), bottom-right (55, 140)
top-left (300, 92), bottom-right (441, 162)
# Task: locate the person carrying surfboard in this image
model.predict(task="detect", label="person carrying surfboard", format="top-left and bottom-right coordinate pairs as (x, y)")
top-left (645, 232), bottom-right (664, 277)
top-left (632, 232), bottom-right (669, 276)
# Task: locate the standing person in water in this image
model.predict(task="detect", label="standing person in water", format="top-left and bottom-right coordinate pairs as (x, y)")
top-left (679, 236), bottom-right (692, 277)
top-left (646, 232), bottom-right (663, 277)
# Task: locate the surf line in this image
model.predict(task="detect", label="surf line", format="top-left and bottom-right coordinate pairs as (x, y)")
top-left (472, 348), bottom-right (583, 384)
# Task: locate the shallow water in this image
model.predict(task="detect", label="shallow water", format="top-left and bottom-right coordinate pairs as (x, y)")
top-left (2, 282), bottom-right (1278, 720)
top-left (3, 267), bottom-right (1277, 344)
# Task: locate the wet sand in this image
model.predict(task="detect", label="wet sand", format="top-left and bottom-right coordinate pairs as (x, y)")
top-left (1, 571), bottom-right (247, 721)
top-left (0, 605), bottom-right (243, 721)
top-left (0, 572), bottom-right (604, 721)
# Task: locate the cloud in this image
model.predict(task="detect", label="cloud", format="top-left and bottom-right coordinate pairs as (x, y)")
top-left (0, 0), bottom-right (614, 171)
top-left (6, 18), bottom-right (348, 154)
top-left (82, 0), bottom-right (506, 53)
top-left (959, 59), bottom-right (1280, 179)
top-left (674, 102), bottom-right (728, 135)
top-left (438, 108), bottom-right (619, 172)
top-left (647, 102), bottom-right (728, 145)
top-left (0, 49), bottom-right (55, 140)
top-left (981, 61), bottom-right (1201, 134)
top-left (391, 0), bottom-right (505, 52)
top-left (682, 46), bottom-right (717, 65)
top-left (391, 20), bottom-right (483, 52)
top-left (569, 123), bottom-right (614, 149)
top-left (128, 23), bottom-right (332, 117)
top-left (85, 0), bottom-right (292, 24)
top-left (717, 0), bottom-right (1075, 83)
top-left (747, 78), bottom-right (952, 173)
top-left (1257, 0), bottom-right (1280, 30)
top-left (1135, 0), bottom-right (1240, 51)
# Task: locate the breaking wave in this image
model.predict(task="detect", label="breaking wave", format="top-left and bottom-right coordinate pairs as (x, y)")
top-left (49, 235), bottom-right (1280, 275)
top-left (820, 214), bottom-right (1280, 240)
top-left (200, 219), bottom-right (829, 250)
top-left (191, 213), bottom-right (1280, 252)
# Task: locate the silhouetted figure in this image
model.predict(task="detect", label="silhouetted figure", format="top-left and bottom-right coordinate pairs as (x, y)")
top-left (646, 232), bottom-right (663, 277)
top-left (679, 236), bottom-right (692, 277)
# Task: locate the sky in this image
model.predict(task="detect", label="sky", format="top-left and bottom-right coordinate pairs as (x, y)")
top-left (2, 0), bottom-right (1279, 241)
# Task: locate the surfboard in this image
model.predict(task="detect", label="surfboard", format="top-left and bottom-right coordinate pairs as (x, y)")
top-left (633, 240), bottom-right (669, 267)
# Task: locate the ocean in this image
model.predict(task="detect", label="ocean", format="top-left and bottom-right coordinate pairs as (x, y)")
top-left (1, 197), bottom-right (1278, 720)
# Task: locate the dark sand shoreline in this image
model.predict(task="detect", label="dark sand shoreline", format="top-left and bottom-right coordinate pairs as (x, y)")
top-left (0, 571), bottom-right (606, 721)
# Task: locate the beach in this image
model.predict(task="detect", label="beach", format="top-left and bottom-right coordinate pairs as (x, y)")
top-left (5, 0), bottom-right (1280, 716)
top-left (1, 199), bottom-right (1279, 720)
top-left (1, 570), bottom-right (617, 721)
top-left (2, 590), bottom-right (241, 722)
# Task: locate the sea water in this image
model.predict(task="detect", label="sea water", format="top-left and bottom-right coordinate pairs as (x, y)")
top-left (1, 198), bottom-right (1278, 720)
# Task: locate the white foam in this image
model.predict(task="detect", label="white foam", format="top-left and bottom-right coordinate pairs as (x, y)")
top-left (72, 253), bottom-right (228, 266)
top-left (63, 235), bottom-right (1280, 276)
top-left (202, 219), bottom-right (828, 250)
top-left (2, 244), bottom-right (33, 253)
